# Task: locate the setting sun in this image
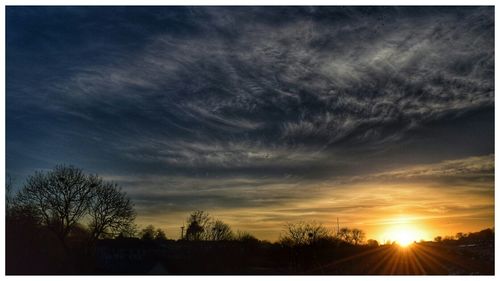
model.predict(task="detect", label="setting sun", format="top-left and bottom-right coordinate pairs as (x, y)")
top-left (380, 218), bottom-right (428, 247)
top-left (391, 229), bottom-right (416, 247)
top-left (4, 5), bottom-right (494, 276)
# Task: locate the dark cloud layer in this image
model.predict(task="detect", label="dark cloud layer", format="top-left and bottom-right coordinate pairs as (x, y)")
top-left (6, 7), bottom-right (494, 239)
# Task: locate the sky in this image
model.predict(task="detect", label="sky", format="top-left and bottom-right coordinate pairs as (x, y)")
top-left (6, 6), bottom-right (494, 242)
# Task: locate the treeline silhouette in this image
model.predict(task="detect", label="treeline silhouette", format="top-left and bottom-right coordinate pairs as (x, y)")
top-left (5, 165), bottom-right (495, 275)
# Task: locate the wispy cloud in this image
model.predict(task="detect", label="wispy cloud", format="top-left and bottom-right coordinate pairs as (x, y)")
top-left (344, 154), bottom-right (494, 183)
top-left (7, 7), bottom-right (494, 240)
top-left (10, 7), bottom-right (493, 148)
top-left (99, 154), bottom-right (494, 240)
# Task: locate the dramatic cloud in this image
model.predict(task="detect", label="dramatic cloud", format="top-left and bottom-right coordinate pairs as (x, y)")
top-left (96, 154), bottom-right (494, 240)
top-left (7, 7), bottom-right (494, 240)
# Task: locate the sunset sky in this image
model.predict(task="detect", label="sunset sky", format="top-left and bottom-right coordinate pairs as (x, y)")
top-left (6, 7), bottom-right (494, 242)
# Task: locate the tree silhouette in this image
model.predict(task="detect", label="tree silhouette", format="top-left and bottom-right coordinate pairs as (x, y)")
top-left (351, 228), bottom-right (365, 245)
top-left (335, 227), bottom-right (367, 245)
top-left (367, 239), bottom-right (379, 247)
top-left (208, 219), bottom-right (234, 241)
top-left (185, 210), bottom-right (211, 241)
top-left (338, 227), bottom-right (352, 244)
top-left (15, 165), bottom-right (136, 250)
top-left (140, 225), bottom-right (156, 240)
top-left (186, 221), bottom-right (204, 241)
top-left (155, 228), bottom-right (167, 240)
top-left (87, 181), bottom-right (135, 242)
top-left (116, 223), bottom-right (138, 238)
top-left (6, 174), bottom-right (14, 213)
top-left (16, 165), bottom-right (97, 250)
top-left (280, 221), bottom-right (331, 246)
top-left (183, 211), bottom-right (236, 241)
top-left (236, 231), bottom-right (259, 243)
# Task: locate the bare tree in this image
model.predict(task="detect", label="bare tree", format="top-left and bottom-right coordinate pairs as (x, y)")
top-left (351, 228), bottom-right (365, 245)
top-left (336, 227), bottom-right (365, 245)
top-left (87, 181), bottom-right (135, 241)
top-left (6, 173), bottom-right (39, 226)
top-left (15, 165), bottom-right (136, 250)
top-left (116, 223), bottom-right (138, 239)
top-left (185, 210), bottom-right (211, 241)
top-left (183, 211), bottom-right (235, 241)
top-left (280, 221), bottom-right (331, 246)
top-left (6, 174), bottom-right (14, 215)
top-left (16, 165), bottom-right (96, 249)
top-left (208, 219), bottom-right (234, 241)
top-left (337, 227), bottom-right (352, 244)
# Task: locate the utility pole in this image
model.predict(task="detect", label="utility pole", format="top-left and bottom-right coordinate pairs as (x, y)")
top-left (337, 217), bottom-right (340, 235)
top-left (181, 225), bottom-right (185, 240)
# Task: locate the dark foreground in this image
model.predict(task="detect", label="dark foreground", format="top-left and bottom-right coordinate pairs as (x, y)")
top-left (93, 240), bottom-right (494, 275)
top-left (8, 236), bottom-right (493, 275)
top-left (307, 242), bottom-right (494, 275)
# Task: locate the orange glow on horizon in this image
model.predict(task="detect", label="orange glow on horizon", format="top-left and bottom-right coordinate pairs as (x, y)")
top-left (379, 216), bottom-right (428, 246)
top-left (136, 178), bottom-right (493, 242)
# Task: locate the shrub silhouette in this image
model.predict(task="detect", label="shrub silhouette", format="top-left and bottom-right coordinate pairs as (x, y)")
top-left (367, 239), bottom-right (379, 247)
top-left (155, 228), bottom-right (167, 240)
top-left (236, 231), bottom-right (259, 243)
top-left (140, 225), bottom-right (156, 240)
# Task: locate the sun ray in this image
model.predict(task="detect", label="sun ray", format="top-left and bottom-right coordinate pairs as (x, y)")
top-left (368, 246), bottom-right (398, 274)
top-left (407, 246), bottom-right (426, 274)
top-left (411, 244), bottom-right (448, 274)
top-left (417, 244), bottom-right (477, 272)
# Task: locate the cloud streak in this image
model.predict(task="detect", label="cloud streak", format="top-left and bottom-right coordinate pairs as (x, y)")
top-left (6, 7), bottom-right (494, 240)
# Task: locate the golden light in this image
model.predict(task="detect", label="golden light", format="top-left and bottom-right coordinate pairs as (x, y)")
top-left (391, 229), bottom-right (415, 247)
top-left (381, 217), bottom-right (427, 247)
